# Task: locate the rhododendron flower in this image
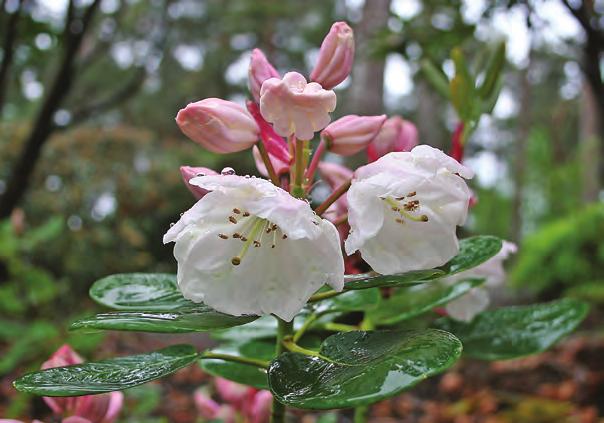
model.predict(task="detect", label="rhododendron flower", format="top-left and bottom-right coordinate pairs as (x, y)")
top-left (322, 114), bottom-right (386, 156)
top-left (345, 145), bottom-right (473, 274)
top-left (180, 166), bottom-right (218, 200)
top-left (367, 116), bottom-right (418, 162)
top-left (248, 49), bottom-right (280, 103)
top-left (41, 345), bottom-right (123, 423)
top-left (445, 241), bottom-right (517, 321)
top-left (176, 98), bottom-right (259, 153)
top-left (310, 21), bottom-right (355, 90)
top-left (259, 72), bottom-right (336, 140)
top-left (163, 174), bottom-right (344, 321)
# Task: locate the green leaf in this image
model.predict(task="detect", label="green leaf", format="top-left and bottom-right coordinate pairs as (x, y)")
top-left (420, 59), bottom-right (451, 99)
top-left (268, 329), bottom-right (462, 409)
top-left (317, 289), bottom-right (380, 314)
top-left (450, 47), bottom-right (475, 121)
top-left (201, 340), bottom-right (274, 389)
top-left (369, 278), bottom-right (485, 325)
top-left (478, 40), bottom-right (506, 99)
top-left (70, 306), bottom-right (258, 334)
top-left (435, 298), bottom-right (589, 360)
top-left (212, 316), bottom-right (304, 342)
top-left (440, 236), bottom-right (502, 275)
top-left (343, 269), bottom-right (445, 290)
top-left (90, 273), bottom-right (190, 311)
top-left (13, 345), bottom-right (199, 396)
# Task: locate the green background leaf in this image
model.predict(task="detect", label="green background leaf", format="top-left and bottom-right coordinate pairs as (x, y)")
top-left (440, 236), bottom-right (502, 275)
top-left (435, 298), bottom-right (589, 360)
top-left (343, 269), bottom-right (444, 290)
top-left (268, 329), bottom-right (462, 409)
top-left (13, 345), bottom-right (199, 396)
top-left (70, 307), bottom-right (258, 333)
top-left (369, 278), bottom-right (485, 325)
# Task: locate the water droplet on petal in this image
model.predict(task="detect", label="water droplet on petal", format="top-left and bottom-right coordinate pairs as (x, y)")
top-left (196, 172), bottom-right (205, 177)
top-left (221, 167), bottom-right (236, 175)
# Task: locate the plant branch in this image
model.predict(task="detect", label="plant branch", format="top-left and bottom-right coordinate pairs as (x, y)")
top-left (200, 352), bottom-right (269, 369)
top-left (314, 179), bottom-right (352, 215)
top-left (257, 140), bottom-right (280, 186)
top-left (271, 317), bottom-right (293, 423)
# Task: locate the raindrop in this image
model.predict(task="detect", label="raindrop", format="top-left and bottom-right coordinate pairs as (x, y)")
top-left (221, 167), bottom-right (236, 175)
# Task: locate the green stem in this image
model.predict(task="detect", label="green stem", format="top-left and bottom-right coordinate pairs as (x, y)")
top-left (308, 289), bottom-right (343, 303)
top-left (257, 141), bottom-right (280, 186)
top-left (353, 405), bottom-right (369, 423)
top-left (291, 138), bottom-right (305, 198)
top-left (200, 352), bottom-right (269, 369)
top-left (271, 317), bottom-right (293, 423)
top-left (322, 322), bottom-right (358, 332)
top-left (292, 313), bottom-right (319, 343)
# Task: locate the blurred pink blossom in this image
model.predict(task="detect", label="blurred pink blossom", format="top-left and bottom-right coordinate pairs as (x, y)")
top-left (366, 116), bottom-right (418, 162)
top-left (322, 114), bottom-right (386, 156)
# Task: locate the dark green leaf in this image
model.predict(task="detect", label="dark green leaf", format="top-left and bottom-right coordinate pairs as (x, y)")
top-left (268, 329), bottom-right (462, 409)
top-left (70, 306), bottom-right (258, 333)
top-left (318, 289), bottom-right (380, 314)
top-left (369, 278), bottom-right (485, 325)
top-left (13, 345), bottom-right (199, 396)
top-left (435, 298), bottom-right (589, 360)
top-left (440, 236), bottom-right (502, 275)
top-left (90, 273), bottom-right (190, 311)
top-left (201, 340), bottom-right (274, 389)
top-left (343, 269), bottom-right (444, 290)
top-left (478, 40), bottom-right (506, 99)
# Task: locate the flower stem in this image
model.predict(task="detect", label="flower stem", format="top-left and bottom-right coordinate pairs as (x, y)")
top-left (200, 352), bottom-right (269, 369)
top-left (308, 289), bottom-right (343, 303)
top-left (271, 317), bottom-right (293, 423)
top-left (292, 313), bottom-right (319, 343)
top-left (321, 322), bottom-right (358, 332)
top-left (354, 405), bottom-right (369, 423)
top-left (305, 137), bottom-right (326, 183)
top-left (291, 139), bottom-right (306, 198)
top-left (258, 141), bottom-right (280, 186)
top-left (314, 179), bottom-right (352, 215)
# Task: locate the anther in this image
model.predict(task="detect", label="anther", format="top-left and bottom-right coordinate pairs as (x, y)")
top-left (240, 236), bottom-right (248, 242)
top-left (231, 257), bottom-right (241, 265)
top-left (229, 216), bottom-right (237, 224)
top-left (218, 234), bottom-right (228, 239)
top-left (282, 234), bottom-right (287, 239)
top-left (243, 211), bottom-right (250, 217)
top-left (408, 191), bottom-right (417, 197)
top-left (232, 208), bottom-right (241, 214)
top-left (395, 218), bottom-right (404, 224)
top-left (420, 215), bottom-right (429, 222)
top-left (233, 233), bottom-right (241, 239)
top-left (253, 241), bottom-right (261, 247)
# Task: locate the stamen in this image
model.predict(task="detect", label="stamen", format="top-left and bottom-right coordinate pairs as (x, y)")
top-left (282, 234), bottom-right (287, 239)
top-left (384, 196), bottom-right (428, 224)
top-left (407, 191), bottom-right (417, 197)
top-left (218, 234), bottom-right (228, 239)
top-left (243, 211), bottom-right (250, 217)
top-left (231, 257), bottom-right (241, 265)
top-left (230, 218), bottom-right (265, 266)
top-left (232, 208), bottom-right (241, 214)
top-left (229, 216), bottom-right (237, 224)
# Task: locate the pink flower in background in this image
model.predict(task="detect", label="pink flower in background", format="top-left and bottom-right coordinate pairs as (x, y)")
top-left (248, 49), bottom-right (280, 103)
top-left (322, 114), bottom-right (386, 156)
top-left (176, 98), bottom-right (260, 153)
top-left (259, 72), bottom-right (336, 140)
top-left (366, 116), bottom-right (418, 162)
top-left (38, 345), bottom-right (123, 423)
top-left (180, 166), bottom-right (218, 200)
top-left (310, 21), bottom-right (355, 90)
top-left (195, 378), bottom-right (272, 423)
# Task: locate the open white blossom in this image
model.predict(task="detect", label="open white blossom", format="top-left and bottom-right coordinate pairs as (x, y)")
top-left (163, 174), bottom-right (344, 321)
top-left (445, 241), bottom-right (518, 322)
top-left (345, 145), bottom-right (474, 274)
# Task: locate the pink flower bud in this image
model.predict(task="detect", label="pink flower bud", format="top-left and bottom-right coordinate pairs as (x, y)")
top-left (252, 146), bottom-right (290, 178)
top-left (250, 390), bottom-right (273, 423)
top-left (180, 166), bottom-right (218, 200)
top-left (367, 116), bottom-right (418, 162)
top-left (41, 346), bottom-right (124, 423)
top-left (248, 49), bottom-right (279, 103)
top-left (246, 101), bottom-right (291, 164)
top-left (215, 378), bottom-right (254, 410)
top-left (310, 22), bottom-right (355, 90)
top-left (260, 72), bottom-right (336, 140)
top-left (176, 98), bottom-right (259, 153)
top-left (322, 114), bottom-right (386, 156)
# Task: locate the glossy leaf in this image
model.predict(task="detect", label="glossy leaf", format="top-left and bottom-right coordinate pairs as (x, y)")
top-left (13, 345), bottom-right (199, 396)
top-left (317, 289), bottom-right (380, 314)
top-left (268, 329), bottom-right (462, 409)
top-left (435, 298), bottom-right (589, 360)
top-left (343, 269), bottom-right (444, 290)
top-left (201, 340), bottom-right (274, 389)
top-left (212, 316), bottom-right (304, 342)
top-left (70, 306), bottom-right (258, 333)
top-left (90, 273), bottom-right (190, 311)
top-left (369, 278), bottom-right (485, 325)
top-left (439, 236), bottom-right (502, 275)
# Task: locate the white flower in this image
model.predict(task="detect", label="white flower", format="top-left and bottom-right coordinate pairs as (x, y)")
top-left (163, 174), bottom-right (344, 321)
top-left (259, 72), bottom-right (337, 140)
top-left (344, 145), bottom-right (474, 275)
top-left (445, 241), bottom-right (517, 322)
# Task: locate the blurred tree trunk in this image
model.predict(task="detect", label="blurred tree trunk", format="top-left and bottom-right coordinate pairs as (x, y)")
top-left (0, 0), bottom-right (24, 118)
top-left (0, 0), bottom-right (101, 219)
top-left (579, 81), bottom-right (601, 202)
top-left (511, 57), bottom-right (533, 243)
top-left (348, 0), bottom-right (390, 115)
top-left (416, 80), bottom-right (446, 150)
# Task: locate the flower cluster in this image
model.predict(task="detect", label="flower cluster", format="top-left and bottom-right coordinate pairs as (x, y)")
top-left (166, 22), bottom-right (473, 321)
